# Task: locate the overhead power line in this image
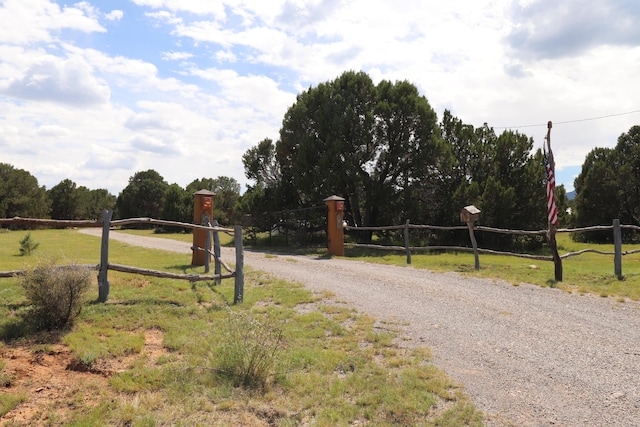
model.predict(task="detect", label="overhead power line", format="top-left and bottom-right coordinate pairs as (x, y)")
top-left (493, 109), bottom-right (640, 129)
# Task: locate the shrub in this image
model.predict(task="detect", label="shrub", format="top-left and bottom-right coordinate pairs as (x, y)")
top-left (18, 232), bottom-right (39, 256)
top-left (19, 260), bottom-right (93, 330)
top-left (0, 360), bottom-right (14, 387)
top-left (218, 310), bottom-right (284, 389)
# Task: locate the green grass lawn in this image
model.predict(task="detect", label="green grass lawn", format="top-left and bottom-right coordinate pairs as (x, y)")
top-left (0, 228), bottom-right (482, 426)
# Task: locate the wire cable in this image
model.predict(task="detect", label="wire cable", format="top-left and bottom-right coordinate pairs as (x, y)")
top-left (493, 109), bottom-right (640, 129)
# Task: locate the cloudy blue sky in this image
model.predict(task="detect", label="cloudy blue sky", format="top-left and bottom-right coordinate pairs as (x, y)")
top-left (1, 0), bottom-right (639, 196)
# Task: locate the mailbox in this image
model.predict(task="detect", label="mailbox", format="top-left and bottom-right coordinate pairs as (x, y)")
top-left (460, 205), bottom-right (481, 223)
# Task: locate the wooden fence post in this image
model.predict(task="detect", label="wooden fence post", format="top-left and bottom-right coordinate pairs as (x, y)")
top-left (98, 210), bottom-right (112, 303)
top-left (460, 205), bottom-right (481, 270)
top-left (404, 219), bottom-right (412, 265)
top-left (467, 222), bottom-right (480, 271)
top-left (545, 121), bottom-right (563, 282)
top-left (234, 225), bottom-right (244, 304)
top-left (613, 219), bottom-right (622, 279)
top-left (204, 226), bottom-right (211, 273)
top-left (213, 220), bottom-right (221, 285)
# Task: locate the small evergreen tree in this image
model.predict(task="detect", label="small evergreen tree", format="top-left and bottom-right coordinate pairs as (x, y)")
top-left (19, 232), bottom-right (39, 256)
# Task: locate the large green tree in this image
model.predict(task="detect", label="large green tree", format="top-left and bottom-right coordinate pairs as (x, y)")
top-left (240, 138), bottom-right (298, 231)
top-left (242, 138), bottom-right (281, 189)
top-left (81, 187), bottom-right (116, 220)
top-left (440, 111), bottom-right (552, 249)
top-left (48, 179), bottom-right (79, 220)
top-left (614, 125), bottom-right (640, 224)
top-left (242, 72), bottom-right (565, 249)
top-left (573, 126), bottom-right (640, 241)
top-left (371, 79), bottom-right (445, 225)
top-left (47, 180), bottom-right (115, 220)
top-left (573, 148), bottom-right (620, 241)
top-left (115, 170), bottom-right (168, 220)
top-left (186, 176), bottom-right (241, 225)
top-left (0, 163), bottom-right (49, 219)
top-left (160, 183), bottom-right (191, 232)
top-left (276, 71), bottom-right (444, 230)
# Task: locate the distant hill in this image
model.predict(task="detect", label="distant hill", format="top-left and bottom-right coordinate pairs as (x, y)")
top-left (566, 190), bottom-right (576, 201)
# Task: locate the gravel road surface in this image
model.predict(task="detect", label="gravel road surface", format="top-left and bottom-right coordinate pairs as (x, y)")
top-left (80, 229), bottom-right (640, 426)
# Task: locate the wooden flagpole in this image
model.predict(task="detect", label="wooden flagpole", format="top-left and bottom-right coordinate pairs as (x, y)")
top-left (546, 121), bottom-right (563, 282)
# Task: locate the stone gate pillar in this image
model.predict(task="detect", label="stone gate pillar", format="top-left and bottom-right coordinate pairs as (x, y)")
top-left (192, 189), bottom-right (215, 266)
top-left (324, 195), bottom-right (345, 256)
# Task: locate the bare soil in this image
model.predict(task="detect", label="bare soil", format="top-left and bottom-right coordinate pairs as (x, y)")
top-left (1, 330), bottom-right (167, 426)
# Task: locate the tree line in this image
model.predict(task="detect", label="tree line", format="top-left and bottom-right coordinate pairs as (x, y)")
top-left (573, 125), bottom-right (640, 242)
top-left (0, 165), bottom-right (241, 230)
top-left (241, 70), bottom-right (640, 246)
top-left (3, 70), bottom-right (639, 246)
top-left (240, 71), bottom-right (573, 249)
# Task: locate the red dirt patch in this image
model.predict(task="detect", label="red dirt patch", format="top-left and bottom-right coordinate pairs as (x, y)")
top-left (0, 330), bottom-right (169, 426)
top-left (1, 343), bottom-right (107, 425)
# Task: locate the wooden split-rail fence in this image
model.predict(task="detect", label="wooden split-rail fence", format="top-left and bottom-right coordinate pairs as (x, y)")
top-left (345, 219), bottom-right (640, 280)
top-left (0, 210), bottom-right (244, 304)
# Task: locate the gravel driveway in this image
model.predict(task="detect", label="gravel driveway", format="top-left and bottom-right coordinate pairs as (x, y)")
top-left (80, 229), bottom-right (640, 426)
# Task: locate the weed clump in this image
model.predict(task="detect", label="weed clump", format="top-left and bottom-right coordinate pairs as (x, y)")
top-left (19, 259), bottom-right (92, 330)
top-left (218, 310), bottom-right (284, 389)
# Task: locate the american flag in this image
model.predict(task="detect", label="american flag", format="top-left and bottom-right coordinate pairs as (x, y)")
top-left (543, 147), bottom-right (559, 226)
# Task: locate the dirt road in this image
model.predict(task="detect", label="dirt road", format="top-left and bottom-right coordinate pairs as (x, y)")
top-left (80, 229), bottom-right (640, 426)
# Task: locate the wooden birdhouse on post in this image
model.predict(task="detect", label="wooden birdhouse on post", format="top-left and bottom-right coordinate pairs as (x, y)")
top-left (460, 205), bottom-right (481, 224)
top-left (460, 205), bottom-right (481, 270)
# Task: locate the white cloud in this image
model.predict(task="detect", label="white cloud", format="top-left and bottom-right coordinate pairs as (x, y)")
top-left (130, 134), bottom-right (182, 155)
top-left (145, 10), bottom-right (182, 26)
top-left (0, 0), bottom-right (105, 45)
top-left (173, 20), bottom-right (235, 47)
top-left (507, 0), bottom-right (640, 60)
top-left (187, 67), bottom-right (293, 128)
top-left (105, 9), bottom-right (124, 21)
top-left (215, 49), bottom-right (237, 63)
top-left (84, 145), bottom-right (137, 170)
top-left (35, 124), bottom-right (71, 136)
top-left (63, 44), bottom-right (201, 99)
top-left (0, 55), bottom-right (110, 106)
top-left (275, 0), bottom-right (342, 32)
top-left (161, 51), bottom-right (193, 61)
top-left (132, 0), bottom-right (226, 18)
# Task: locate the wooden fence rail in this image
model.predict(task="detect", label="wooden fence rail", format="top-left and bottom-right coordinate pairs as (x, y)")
top-left (0, 211), bottom-right (244, 304)
top-left (345, 219), bottom-right (637, 280)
